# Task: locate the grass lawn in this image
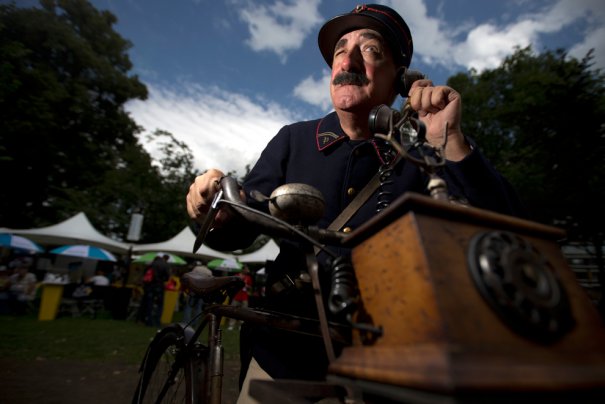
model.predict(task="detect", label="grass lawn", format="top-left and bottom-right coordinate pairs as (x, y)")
top-left (0, 311), bottom-right (243, 404)
top-left (0, 311), bottom-right (241, 365)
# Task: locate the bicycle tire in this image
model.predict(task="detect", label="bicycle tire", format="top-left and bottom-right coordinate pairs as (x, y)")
top-left (133, 327), bottom-right (205, 404)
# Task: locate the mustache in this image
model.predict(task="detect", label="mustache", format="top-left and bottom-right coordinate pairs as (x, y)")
top-left (332, 71), bottom-right (370, 86)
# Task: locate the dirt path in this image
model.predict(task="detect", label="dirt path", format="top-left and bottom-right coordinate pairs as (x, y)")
top-left (0, 358), bottom-right (240, 404)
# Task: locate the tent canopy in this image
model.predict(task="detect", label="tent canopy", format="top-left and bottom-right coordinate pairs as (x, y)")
top-left (0, 212), bottom-right (130, 253)
top-left (1, 213), bottom-right (279, 263)
top-left (237, 239), bottom-right (279, 264)
top-left (132, 226), bottom-right (233, 261)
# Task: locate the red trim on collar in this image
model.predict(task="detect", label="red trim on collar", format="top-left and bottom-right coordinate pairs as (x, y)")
top-left (315, 116), bottom-right (346, 151)
top-left (370, 139), bottom-right (387, 165)
top-left (370, 139), bottom-right (400, 165)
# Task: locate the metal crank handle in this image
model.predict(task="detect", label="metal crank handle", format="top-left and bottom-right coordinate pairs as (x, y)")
top-left (192, 189), bottom-right (223, 253)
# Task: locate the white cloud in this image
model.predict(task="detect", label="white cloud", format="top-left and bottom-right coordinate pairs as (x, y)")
top-left (561, 0), bottom-right (605, 68)
top-left (455, 0), bottom-right (605, 72)
top-left (455, 20), bottom-right (537, 72)
top-left (287, 0), bottom-right (604, 110)
top-left (386, 0), bottom-right (453, 66)
top-left (126, 83), bottom-right (294, 175)
top-left (237, 0), bottom-right (323, 62)
top-left (292, 69), bottom-right (332, 112)
top-left (386, 0), bottom-right (605, 74)
top-left (569, 25), bottom-right (605, 68)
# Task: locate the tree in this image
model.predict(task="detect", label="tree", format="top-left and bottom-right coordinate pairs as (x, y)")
top-left (448, 47), bottom-right (605, 285)
top-left (51, 128), bottom-right (198, 242)
top-left (0, 0), bottom-right (148, 228)
top-left (133, 130), bottom-right (199, 242)
top-left (0, 1), bottom-right (213, 245)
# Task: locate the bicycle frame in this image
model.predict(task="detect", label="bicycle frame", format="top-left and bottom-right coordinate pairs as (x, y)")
top-left (154, 297), bottom-right (353, 404)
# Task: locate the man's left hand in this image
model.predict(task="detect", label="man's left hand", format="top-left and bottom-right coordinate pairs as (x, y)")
top-left (408, 79), bottom-right (470, 161)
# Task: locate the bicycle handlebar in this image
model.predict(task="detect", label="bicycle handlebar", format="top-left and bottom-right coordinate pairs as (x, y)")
top-left (193, 176), bottom-right (347, 256)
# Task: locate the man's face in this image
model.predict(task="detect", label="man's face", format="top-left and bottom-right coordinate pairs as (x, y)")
top-left (330, 28), bottom-right (398, 114)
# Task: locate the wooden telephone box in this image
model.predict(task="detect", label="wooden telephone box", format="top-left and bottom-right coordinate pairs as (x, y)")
top-left (329, 193), bottom-right (605, 401)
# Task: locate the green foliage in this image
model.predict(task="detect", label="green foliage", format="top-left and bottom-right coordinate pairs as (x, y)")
top-left (49, 128), bottom-right (197, 242)
top-left (449, 47), bottom-right (605, 246)
top-left (133, 130), bottom-right (198, 242)
top-left (0, 0), bottom-right (146, 227)
top-left (0, 1), bottom-right (198, 242)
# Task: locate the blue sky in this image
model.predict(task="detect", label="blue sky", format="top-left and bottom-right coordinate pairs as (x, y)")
top-left (15, 0), bottom-right (605, 175)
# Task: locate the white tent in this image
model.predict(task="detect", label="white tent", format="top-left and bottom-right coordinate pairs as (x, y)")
top-left (132, 226), bottom-right (233, 261)
top-left (237, 239), bottom-right (279, 264)
top-left (0, 212), bottom-right (130, 254)
top-left (0, 212), bottom-right (274, 264)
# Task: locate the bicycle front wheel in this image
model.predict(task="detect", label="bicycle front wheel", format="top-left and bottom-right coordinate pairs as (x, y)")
top-left (133, 327), bottom-right (199, 404)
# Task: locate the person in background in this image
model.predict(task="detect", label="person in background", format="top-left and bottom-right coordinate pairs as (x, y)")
top-left (0, 266), bottom-right (10, 314)
top-left (0, 265), bottom-right (10, 289)
top-left (110, 266), bottom-right (123, 284)
top-left (4, 257), bottom-right (37, 315)
top-left (186, 4), bottom-right (526, 402)
top-left (87, 268), bottom-right (110, 286)
top-left (227, 265), bottom-right (253, 330)
top-left (67, 261), bottom-right (83, 284)
top-left (182, 261), bottom-right (213, 326)
top-left (138, 255), bottom-right (170, 327)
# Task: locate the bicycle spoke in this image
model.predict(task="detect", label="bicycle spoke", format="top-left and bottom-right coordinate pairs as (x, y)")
top-left (155, 350), bottom-right (186, 403)
top-left (133, 328), bottom-right (195, 404)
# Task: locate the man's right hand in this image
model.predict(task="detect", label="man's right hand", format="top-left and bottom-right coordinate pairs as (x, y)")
top-left (186, 168), bottom-right (227, 226)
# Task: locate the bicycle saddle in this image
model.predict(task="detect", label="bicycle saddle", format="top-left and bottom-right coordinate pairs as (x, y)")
top-left (181, 272), bottom-right (244, 298)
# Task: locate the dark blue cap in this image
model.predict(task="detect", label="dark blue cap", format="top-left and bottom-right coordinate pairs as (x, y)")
top-left (318, 4), bottom-right (413, 68)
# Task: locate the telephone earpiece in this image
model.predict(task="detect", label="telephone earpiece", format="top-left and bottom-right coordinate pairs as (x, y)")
top-left (396, 67), bottom-right (426, 97)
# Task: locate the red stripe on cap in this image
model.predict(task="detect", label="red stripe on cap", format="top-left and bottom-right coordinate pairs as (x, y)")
top-left (355, 5), bottom-right (412, 56)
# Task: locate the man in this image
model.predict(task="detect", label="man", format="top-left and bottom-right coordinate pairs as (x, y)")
top-left (87, 268), bottom-right (110, 286)
top-left (228, 265), bottom-right (253, 330)
top-left (182, 262), bottom-right (213, 325)
top-left (5, 257), bottom-right (37, 315)
top-left (139, 255), bottom-right (170, 327)
top-left (186, 4), bottom-right (525, 402)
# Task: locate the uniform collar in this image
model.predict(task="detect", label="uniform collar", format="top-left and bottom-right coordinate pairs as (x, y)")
top-left (315, 111), bottom-right (399, 165)
top-left (315, 112), bottom-right (347, 151)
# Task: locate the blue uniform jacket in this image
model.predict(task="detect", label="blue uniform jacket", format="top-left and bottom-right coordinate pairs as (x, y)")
top-left (210, 111), bottom-right (526, 381)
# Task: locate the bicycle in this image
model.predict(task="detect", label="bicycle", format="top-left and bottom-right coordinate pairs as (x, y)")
top-left (132, 102), bottom-right (605, 403)
top-left (132, 174), bottom-right (362, 404)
